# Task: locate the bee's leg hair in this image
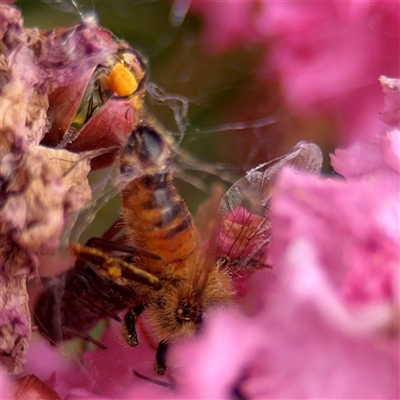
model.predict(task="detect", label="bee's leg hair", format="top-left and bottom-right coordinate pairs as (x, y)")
top-left (155, 341), bottom-right (168, 375)
top-left (70, 243), bottom-right (161, 289)
top-left (116, 258), bottom-right (162, 289)
top-left (123, 305), bottom-right (145, 347)
top-left (86, 236), bottom-right (161, 261)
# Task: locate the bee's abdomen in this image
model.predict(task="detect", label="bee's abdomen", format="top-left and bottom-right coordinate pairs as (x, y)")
top-left (122, 172), bottom-right (196, 271)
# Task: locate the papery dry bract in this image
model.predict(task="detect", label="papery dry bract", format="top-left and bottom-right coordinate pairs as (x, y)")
top-left (1, 147), bottom-right (92, 253)
top-left (379, 76), bottom-right (400, 130)
top-left (16, 373), bottom-right (61, 400)
top-left (0, 3), bottom-right (131, 374)
top-left (0, 365), bottom-right (16, 399)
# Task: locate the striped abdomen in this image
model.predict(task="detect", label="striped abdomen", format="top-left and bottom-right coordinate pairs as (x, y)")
top-left (122, 171), bottom-right (197, 274)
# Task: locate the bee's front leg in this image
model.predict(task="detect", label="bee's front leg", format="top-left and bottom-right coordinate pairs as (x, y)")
top-left (123, 305), bottom-right (145, 346)
top-left (155, 341), bottom-right (168, 375)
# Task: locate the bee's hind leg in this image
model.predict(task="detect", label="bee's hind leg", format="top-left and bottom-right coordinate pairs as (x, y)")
top-left (155, 341), bottom-right (168, 375)
top-left (123, 305), bottom-right (145, 347)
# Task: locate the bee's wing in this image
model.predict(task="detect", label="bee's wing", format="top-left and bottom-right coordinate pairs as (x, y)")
top-left (217, 141), bottom-right (323, 271)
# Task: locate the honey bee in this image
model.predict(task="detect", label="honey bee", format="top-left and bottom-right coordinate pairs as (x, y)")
top-left (34, 126), bottom-right (322, 374)
top-left (43, 37), bottom-right (147, 161)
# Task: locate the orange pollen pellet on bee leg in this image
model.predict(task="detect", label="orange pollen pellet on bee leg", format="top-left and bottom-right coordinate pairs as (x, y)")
top-left (108, 63), bottom-right (139, 97)
top-left (103, 260), bottom-right (122, 278)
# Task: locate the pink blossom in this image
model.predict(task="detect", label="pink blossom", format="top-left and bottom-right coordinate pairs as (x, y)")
top-left (190, 1), bottom-right (400, 144)
top-left (3, 3), bottom-right (398, 399)
top-left (168, 132), bottom-right (399, 399)
top-left (82, 320), bottom-right (172, 399)
top-left (257, 3), bottom-right (399, 116)
top-left (20, 334), bottom-right (95, 399)
top-left (170, 309), bottom-right (266, 400)
top-left (270, 165), bottom-right (398, 308)
top-left (190, 0), bottom-right (260, 54)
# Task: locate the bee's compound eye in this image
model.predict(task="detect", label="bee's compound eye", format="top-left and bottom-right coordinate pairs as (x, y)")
top-left (137, 125), bottom-right (164, 162)
top-left (127, 130), bottom-right (139, 149)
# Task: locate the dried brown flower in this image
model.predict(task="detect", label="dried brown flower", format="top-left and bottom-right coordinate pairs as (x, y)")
top-left (0, 4), bottom-right (143, 373)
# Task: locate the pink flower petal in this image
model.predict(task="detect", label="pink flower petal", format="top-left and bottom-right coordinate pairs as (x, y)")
top-left (82, 320), bottom-right (173, 398)
top-left (243, 254), bottom-right (399, 399)
top-left (170, 309), bottom-right (264, 399)
top-left (21, 334), bottom-right (94, 399)
top-left (270, 168), bottom-right (399, 306)
top-left (331, 130), bottom-right (400, 179)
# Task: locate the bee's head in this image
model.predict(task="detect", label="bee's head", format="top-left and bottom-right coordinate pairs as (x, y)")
top-left (119, 125), bottom-right (171, 180)
top-left (144, 270), bottom-right (233, 343)
top-left (143, 284), bottom-right (205, 344)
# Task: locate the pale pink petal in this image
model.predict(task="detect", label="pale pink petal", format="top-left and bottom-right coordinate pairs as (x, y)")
top-left (189, 1), bottom-right (400, 144)
top-left (256, 2), bottom-right (399, 143)
top-left (270, 168), bottom-right (399, 306)
top-left (243, 244), bottom-right (399, 399)
top-left (21, 334), bottom-right (94, 399)
top-left (170, 309), bottom-right (265, 399)
top-left (82, 319), bottom-right (173, 398)
top-left (331, 131), bottom-right (400, 178)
